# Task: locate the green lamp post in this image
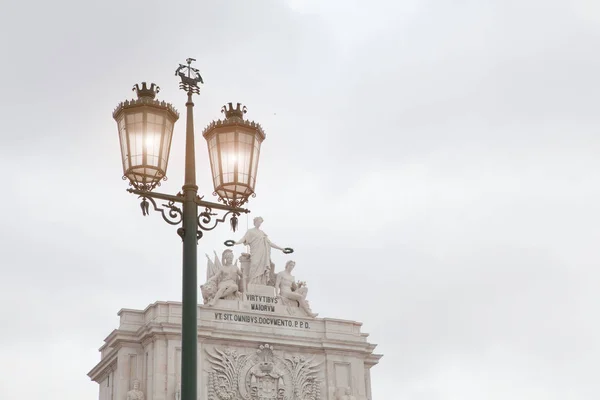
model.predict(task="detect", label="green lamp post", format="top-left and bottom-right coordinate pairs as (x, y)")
top-left (113, 58), bottom-right (266, 400)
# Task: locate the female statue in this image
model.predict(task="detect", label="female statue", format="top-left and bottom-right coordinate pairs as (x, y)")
top-left (234, 217), bottom-right (288, 285)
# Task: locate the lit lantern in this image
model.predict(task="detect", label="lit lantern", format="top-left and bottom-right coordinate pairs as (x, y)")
top-left (113, 82), bottom-right (179, 191)
top-left (202, 103), bottom-right (266, 207)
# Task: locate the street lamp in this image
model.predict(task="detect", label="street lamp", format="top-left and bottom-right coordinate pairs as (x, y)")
top-left (202, 102), bottom-right (266, 229)
top-left (114, 82), bottom-right (179, 192)
top-left (112, 58), bottom-right (264, 400)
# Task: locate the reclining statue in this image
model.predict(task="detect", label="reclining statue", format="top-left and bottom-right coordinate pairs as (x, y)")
top-left (275, 261), bottom-right (318, 318)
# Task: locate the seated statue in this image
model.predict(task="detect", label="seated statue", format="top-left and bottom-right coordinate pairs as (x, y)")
top-left (201, 249), bottom-right (242, 306)
top-left (275, 261), bottom-right (318, 318)
top-left (127, 380), bottom-right (144, 400)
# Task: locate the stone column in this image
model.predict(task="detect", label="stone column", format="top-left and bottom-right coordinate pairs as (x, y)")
top-left (152, 337), bottom-right (168, 400)
top-left (364, 367), bottom-right (373, 400)
top-left (143, 341), bottom-right (154, 400)
top-left (166, 339), bottom-right (179, 400)
top-left (239, 252), bottom-right (251, 293)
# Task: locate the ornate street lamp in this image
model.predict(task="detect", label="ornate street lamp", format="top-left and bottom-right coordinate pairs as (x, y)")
top-left (114, 83), bottom-right (179, 191)
top-left (112, 58), bottom-right (264, 400)
top-left (202, 103), bottom-right (265, 228)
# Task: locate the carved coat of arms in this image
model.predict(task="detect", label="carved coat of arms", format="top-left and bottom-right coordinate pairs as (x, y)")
top-left (206, 344), bottom-right (322, 400)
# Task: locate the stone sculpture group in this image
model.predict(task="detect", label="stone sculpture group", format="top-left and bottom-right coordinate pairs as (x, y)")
top-left (200, 217), bottom-right (318, 318)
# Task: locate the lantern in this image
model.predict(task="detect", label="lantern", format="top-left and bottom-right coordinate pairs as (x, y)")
top-left (202, 103), bottom-right (266, 207)
top-left (113, 82), bottom-right (179, 191)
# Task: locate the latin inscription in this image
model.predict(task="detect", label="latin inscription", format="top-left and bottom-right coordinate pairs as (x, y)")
top-left (214, 312), bottom-right (311, 329)
top-left (245, 294), bottom-right (278, 303)
top-left (245, 294), bottom-right (279, 313)
top-left (250, 303), bottom-right (275, 312)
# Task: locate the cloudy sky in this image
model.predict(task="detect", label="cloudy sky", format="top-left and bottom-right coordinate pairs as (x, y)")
top-left (1, 0), bottom-right (600, 399)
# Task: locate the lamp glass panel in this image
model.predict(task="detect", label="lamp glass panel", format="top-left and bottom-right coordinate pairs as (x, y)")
top-left (208, 135), bottom-right (221, 187)
top-left (250, 137), bottom-right (260, 189)
top-left (118, 115), bottom-right (129, 172)
top-left (145, 112), bottom-right (164, 168)
top-left (218, 131), bottom-right (236, 185)
top-left (238, 132), bottom-right (253, 186)
top-left (126, 112), bottom-right (144, 169)
top-left (160, 118), bottom-right (174, 171)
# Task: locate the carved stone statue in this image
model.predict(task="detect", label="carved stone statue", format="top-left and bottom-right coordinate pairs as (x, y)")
top-left (202, 249), bottom-right (242, 306)
top-left (339, 387), bottom-right (357, 400)
top-left (234, 217), bottom-right (288, 285)
top-left (127, 380), bottom-right (144, 400)
top-left (275, 261), bottom-right (318, 318)
top-left (174, 380), bottom-right (181, 400)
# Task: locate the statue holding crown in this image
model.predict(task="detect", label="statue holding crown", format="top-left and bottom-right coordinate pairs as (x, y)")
top-left (232, 216), bottom-right (290, 286)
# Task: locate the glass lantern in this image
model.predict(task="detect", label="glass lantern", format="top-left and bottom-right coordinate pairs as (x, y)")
top-left (113, 82), bottom-right (179, 191)
top-left (202, 103), bottom-right (266, 206)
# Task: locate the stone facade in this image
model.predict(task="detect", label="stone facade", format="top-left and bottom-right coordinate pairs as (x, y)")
top-left (88, 299), bottom-right (382, 400)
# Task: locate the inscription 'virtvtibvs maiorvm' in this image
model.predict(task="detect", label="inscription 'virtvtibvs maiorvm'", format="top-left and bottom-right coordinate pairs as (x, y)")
top-left (245, 294), bottom-right (278, 312)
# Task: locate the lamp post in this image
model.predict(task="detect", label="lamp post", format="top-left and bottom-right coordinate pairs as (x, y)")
top-left (112, 58), bottom-right (266, 400)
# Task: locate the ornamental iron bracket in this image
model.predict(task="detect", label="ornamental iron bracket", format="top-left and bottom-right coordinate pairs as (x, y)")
top-left (128, 188), bottom-right (250, 238)
top-left (137, 195), bottom-right (183, 226)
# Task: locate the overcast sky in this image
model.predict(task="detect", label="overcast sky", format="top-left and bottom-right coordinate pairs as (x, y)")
top-left (1, 0), bottom-right (599, 399)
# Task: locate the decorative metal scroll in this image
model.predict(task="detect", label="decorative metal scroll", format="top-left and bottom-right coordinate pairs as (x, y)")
top-left (213, 191), bottom-right (256, 210)
top-left (130, 192), bottom-right (246, 241)
top-left (124, 175), bottom-right (165, 193)
top-left (198, 207), bottom-right (240, 232)
top-left (138, 196), bottom-right (183, 225)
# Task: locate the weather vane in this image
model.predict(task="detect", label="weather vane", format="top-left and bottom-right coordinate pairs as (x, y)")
top-left (175, 57), bottom-right (203, 94)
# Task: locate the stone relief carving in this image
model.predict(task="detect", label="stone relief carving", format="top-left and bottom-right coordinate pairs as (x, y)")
top-left (249, 344), bottom-right (285, 400)
top-left (201, 249), bottom-right (243, 305)
top-left (126, 379), bottom-right (144, 400)
top-left (232, 217), bottom-right (290, 286)
top-left (337, 387), bottom-right (357, 400)
top-left (206, 343), bottom-right (322, 400)
top-left (285, 352), bottom-right (322, 400)
top-left (275, 261), bottom-right (318, 318)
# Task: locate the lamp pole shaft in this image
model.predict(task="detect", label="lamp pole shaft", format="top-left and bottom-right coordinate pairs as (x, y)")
top-left (181, 92), bottom-right (198, 400)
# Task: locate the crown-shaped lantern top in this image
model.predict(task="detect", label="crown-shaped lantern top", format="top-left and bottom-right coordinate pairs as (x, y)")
top-left (132, 82), bottom-right (160, 100)
top-left (221, 103), bottom-right (247, 121)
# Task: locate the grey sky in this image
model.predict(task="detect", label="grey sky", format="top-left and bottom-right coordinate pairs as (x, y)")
top-left (1, 0), bottom-right (599, 399)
